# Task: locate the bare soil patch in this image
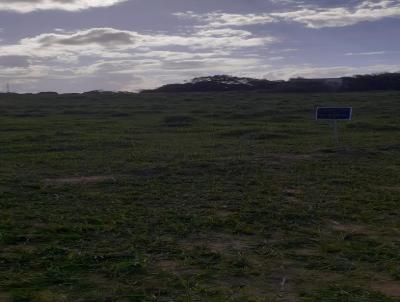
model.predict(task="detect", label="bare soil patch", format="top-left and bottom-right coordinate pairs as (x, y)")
top-left (379, 186), bottom-right (400, 193)
top-left (217, 276), bottom-right (272, 300)
top-left (284, 188), bottom-right (303, 197)
top-left (163, 115), bottom-right (195, 127)
top-left (32, 290), bottom-right (68, 302)
top-left (180, 232), bottom-right (255, 253)
top-left (370, 280), bottom-right (400, 298)
top-left (0, 292), bottom-right (11, 302)
top-left (259, 153), bottom-right (314, 163)
top-left (292, 248), bottom-right (320, 257)
top-left (214, 207), bottom-right (236, 218)
top-left (1, 243), bottom-right (38, 254)
top-left (329, 220), bottom-right (379, 237)
top-left (216, 269), bottom-right (299, 301)
top-left (44, 175), bottom-right (116, 186)
top-left (378, 143), bottom-right (400, 151)
top-left (154, 259), bottom-right (201, 276)
top-left (254, 153), bottom-right (316, 168)
top-left (283, 188), bottom-right (304, 203)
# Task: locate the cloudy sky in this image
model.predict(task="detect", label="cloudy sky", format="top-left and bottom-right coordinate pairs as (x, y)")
top-left (0, 0), bottom-right (399, 92)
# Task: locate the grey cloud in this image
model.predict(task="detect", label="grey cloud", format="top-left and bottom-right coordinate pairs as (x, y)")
top-left (161, 60), bottom-right (210, 70)
top-left (0, 55), bottom-right (30, 67)
top-left (35, 28), bottom-right (136, 46)
top-left (16, 27), bottom-right (274, 53)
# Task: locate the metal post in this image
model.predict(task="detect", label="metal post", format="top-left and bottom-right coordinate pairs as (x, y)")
top-left (332, 120), bottom-right (339, 146)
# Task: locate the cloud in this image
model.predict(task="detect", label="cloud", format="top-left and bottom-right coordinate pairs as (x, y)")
top-left (10, 27), bottom-right (273, 55)
top-left (0, 27), bottom-right (276, 91)
top-left (175, 11), bottom-right (277, 28)
top-left (268, 56), bottom-right (285, 61)
top-left (0, 0), bottom-right (127, 13)
top-left (0, 26), bottom-right (275, 61)
top-left (176, 1), bottom-right (400, 29)
top-left (345, 51), bottom-right (387, 56)
top-left (0, 10), bottom-right (397, 93)
top-left (0, 55), bottom-right (30, 68)
top-left (272, 0), bottom-right (400, 28)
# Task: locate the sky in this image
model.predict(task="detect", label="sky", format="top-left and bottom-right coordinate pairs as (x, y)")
top-left (0, 0), bottom-right (399, 92)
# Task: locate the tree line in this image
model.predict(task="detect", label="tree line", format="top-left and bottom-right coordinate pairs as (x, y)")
top-left (141, 73), bottom-right (400, 93)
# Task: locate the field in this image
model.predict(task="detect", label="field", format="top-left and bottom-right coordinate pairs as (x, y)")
top-left (0, 91), bottom-right (400, 302)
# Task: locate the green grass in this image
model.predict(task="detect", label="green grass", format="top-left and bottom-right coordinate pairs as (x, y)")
top-left (0, 91), bottom-right (399, 301)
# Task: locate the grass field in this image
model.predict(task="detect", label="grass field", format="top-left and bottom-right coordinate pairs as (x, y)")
top-left (0, 91), bottom-right (399, 302)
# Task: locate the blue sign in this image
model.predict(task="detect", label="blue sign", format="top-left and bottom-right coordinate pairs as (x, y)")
top-left (316, 107), bottom-right (352, 120)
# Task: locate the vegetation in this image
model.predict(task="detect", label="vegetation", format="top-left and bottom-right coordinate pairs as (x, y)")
top-left (0, 91), bottom-right (399, 301)
top-left (142, 73), bottom-right (400, 93)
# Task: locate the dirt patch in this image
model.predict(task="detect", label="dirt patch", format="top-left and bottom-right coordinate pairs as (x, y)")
top-left (1, 243), bottom-right (38, 254)
top-left (163, 115), bottom-right (195, 127)
top-left (248, 132), bottom-right (289, 140)
top-left (216, 271), bottom-right (299, 301)
top-left (214, 207), bottom-right (236, 218)
top-left (274, 266), bottom-right (302, 302)
top-left (270, 154), bottom-right (313, 162)
top-left (283, 188), bottom-right (304, 203)
top-left (133, 167), bottom-right (167, 178)
top-left (154, 259), bottom-right (201, 277)
top-left (370, 280), bottom-right (400, 298)
top-left (0, 292), bottom-right (11, 302)
top-left (316, 148), bottom-right (379, 158)
top-left (180, 233), bottom-right (255, 253)
top-left (379, 186), bottom-right (400, 193)
top-left (85, 273), bottom-right (131, 301)
top-left (217, 276), bottom-right (272, 299)
top-left (284, 188), bottom-right (303, 196)
top-left (378, 143), bottom-right (400, 151)
top-left (329, 220), bottom-right (379, 236)
top-left (219, 128), bottom-right (256, 137)
top-left (87, 273), bottom-right (124, 291)
top-left (278, 281), bottom-right (298, 302)
top-left (255, 153), bottom-right (315, 167)
top-left (306, 269), bottom-right (341, 283)
top-left (32, 290), bottom-right (68, 302)
top-left (215, 210), bottom-right (234, 218)
top-left (156, 259), bottom-right (180, 271)
top-left (44, 176), bottom-right (116, 186)
top-left (292, 248), bottom-right (320, 257)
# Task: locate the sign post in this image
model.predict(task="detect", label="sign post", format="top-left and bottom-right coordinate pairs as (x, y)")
top-left (315, 107), bottom-right (352, 146)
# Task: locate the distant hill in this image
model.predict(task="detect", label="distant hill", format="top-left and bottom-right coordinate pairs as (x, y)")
top-left (141, 73), bottom-right (400, 93)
